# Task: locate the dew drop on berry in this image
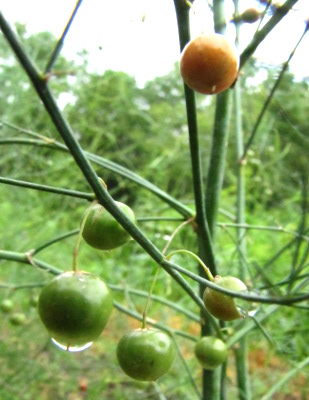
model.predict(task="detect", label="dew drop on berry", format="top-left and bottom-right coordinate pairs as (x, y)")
top-left (51, 337), bottom-right (93, 352)
top-left (235, 289), bottom-right (260, 318)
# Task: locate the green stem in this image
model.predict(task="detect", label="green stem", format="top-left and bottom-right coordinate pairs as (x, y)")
top-left (0, 176), bottom-right (95, 201)
top-left (205, 91), bottom-right (232, 237)
top-left (288, 174), bottom-right (308, 289)
top-left (239, 0), bottom-right (299, 70)
top-left (72, 205), bottom-right (93, 272)
top-left (171, 335), bottom-right (202, 399)
top-left (137, 216), bottom-right (185, 222)
top-left (44, 0), bottom-right (83, 75)
top-left (0, 250), bottom-right (63, 275)
top-left (141, 266), bottom-right (161, 329)
top-left (166, 249), bottom-right (214, 281)
top-left (242, 22), bottom-right (309, 159)
top-left (162, 217), bottom-right (195, 255)
top-left (2, 249), bottom-right (309, 306)
top-left (261, 356), bottom-right (309, 400)
top-left (250, 315), bottom-right (274, 346)
top-left (0, 121), bottom-right (193, 218)
top-left (235, 340), bottom-right (250, 400)
top-left (32, 229), bottom-right (79, 255)
top-left (202, 2), bottom-right (232, 398)
top-left (113, 301), bottom-right (197, 342)
top-left (233, 1), bottom-right (251, 395)
top-left (109, 285), bottom-right (200, 322)
top-left (172, 3), bottom-right (222, 397)
top-left (227, 305), bottom-right (279, 348)
top-left (172, 0), bottom-right (216, 275)
top-left (0, 282), bottom-right (45, 290)
top-left (217, 222), bottom-right (309, 241)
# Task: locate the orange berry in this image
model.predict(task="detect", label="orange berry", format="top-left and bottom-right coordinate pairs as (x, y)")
top-left (240, 8), bottom-right (260, 23)
top-left (180, 34), bottom-right (239, 95)
top-left (79, 378), bottom-right (88, 392)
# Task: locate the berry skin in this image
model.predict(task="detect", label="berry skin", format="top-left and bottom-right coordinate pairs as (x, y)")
top-left (180, 34), bottom-right (239, 95)
top-left (38, 271), bottom-right (113, 347)
top-left (82, 201), bottom-right (136, 250)
top-left (203, 276), bottom-right (247, 321)
top-left (239, 8), bottom-right (260, 24)
top-left (116, 329), bottom-right (176, 381)
top-left (195, 336), bottom-right (228, 370)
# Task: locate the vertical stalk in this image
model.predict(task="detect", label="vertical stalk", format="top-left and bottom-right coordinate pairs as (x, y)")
top-left (234, 69), bottom-right (251, 400)
top-left (172, 0), bottom-right (216, 276)
top-left (172, 1), bottom-right (219, 399)
top-left (205, 91), bottom-right (232, 236)
top-left (203, 1), bottom-right (232, 397)
top-left (233, 1), bottom-right (251, 399)
top-left (205, 0), bottom-right (232, 238)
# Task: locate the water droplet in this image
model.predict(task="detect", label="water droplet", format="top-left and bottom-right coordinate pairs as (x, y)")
top-left (51, 338), bottom-right (93, 352)
top-left (235, 290), bottom-right (261, 319)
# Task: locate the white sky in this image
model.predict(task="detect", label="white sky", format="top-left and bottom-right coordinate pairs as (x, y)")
top-left (1, 0), bottom-right (309, 85)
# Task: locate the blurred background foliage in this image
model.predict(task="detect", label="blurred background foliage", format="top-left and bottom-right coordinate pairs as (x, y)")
top-left (0, 25), bottom-right (308, 399)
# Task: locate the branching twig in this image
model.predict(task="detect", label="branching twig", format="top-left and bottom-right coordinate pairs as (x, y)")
top-left (239, 0), bottom-right (299, 70)
top-left (242, 21), bottom-right (309, 159)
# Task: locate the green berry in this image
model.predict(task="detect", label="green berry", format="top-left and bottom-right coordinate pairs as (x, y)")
top-left (9, 313), bottom-right (26, 326)
top-left (38, 271), bottom-right (113, 347)
top-left (0, 299), bottom-right (14, 313)
top-left (82, 202), bottom-right (136, 250)
top-left (117, 329), bottom-right (176, 381)
top-left (195, 337), bottom-right (228, 369)
top-left (203, 276), bottom-right (247, 321)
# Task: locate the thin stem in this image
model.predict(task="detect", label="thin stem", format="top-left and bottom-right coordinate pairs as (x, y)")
top-left (109, 284), bottom-right (200, 322)
top-left (72, 205), bottom-right (93, 272)
top-left (137, 217), bottom-right (185, 222)
top-left (0, 282), bottom-right (45, 290)
top-left (44, 0), bottom-right (83, 75)
top-left (0, 176), bottom-right (95, 201)
top-left (233, 1), bottom-right (251, 395)
top-left (113, 301), bottom-right (197, 342)
top-left (166, 249), bottom-right (214, 281)
top-left (173, 0), bottom-right (217, 276)
top-left (0, 250), bottom-right (63, 276)
top-left (162, 217), bottom-right (195, 255)
top-left (32, 229), bottom-right (79, 255)
top-left (205, 0), bottom-right (232, 239)
top-left (141, 266), bottom-right (161, 329)
top-left (205, 91), bottom-right (232, 237)
top-left (288, 174), bottom-right (308, 289)
top-left (249, 315), bottom-right (274, 346)
top-left (170, 5), bottom-right (221, 396)
top-left (0, 120), bottom-right (193, 218)
top-left (171, 335), bottom-right (202, 399)
top-left (242, 22), bottom-right (309, 159)
top-left (259, 271), bottom-right (309, 291)
top-left (227, 305), bottom-right (280, 348)
top-left (261, 356), bottom-right (309, 400)
top-left (217, 222), bottom-right (309, 241)
top-left (152, 383), bottom-right (168, 400)
top-left (239, 0), bottom-right (299, 70)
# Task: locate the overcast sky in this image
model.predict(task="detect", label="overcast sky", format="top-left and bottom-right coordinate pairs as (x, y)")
top-left (1, 0), bottom-right (309, 85)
